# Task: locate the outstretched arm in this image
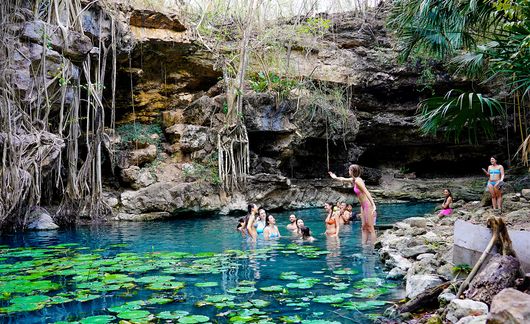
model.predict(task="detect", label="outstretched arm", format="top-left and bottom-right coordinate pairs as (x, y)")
top-left (482, 167), bottom-right (489, 176)
top-left (328, 171), bottom-right (353, 183)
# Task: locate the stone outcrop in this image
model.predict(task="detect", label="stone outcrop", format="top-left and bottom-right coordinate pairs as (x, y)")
top-left (27, 208), bottom-right (59, 230)
top-left (488, 288), bottom-right (530, 324)
top-left (445, 299), bottom-right (489, 324)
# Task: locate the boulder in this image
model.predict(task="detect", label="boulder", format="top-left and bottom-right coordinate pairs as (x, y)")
top-left (119, 144), bottom-right (157, 168)
top-left (386, 267), bottom-right (407, 280)
top-left (405, 274), bottom-right (444, 299)
top-left (438, 291), bottom-right (457, 307)
top-left (445, 299), bottom-right (488, 324)
top-left (456, 315), bottom-right (487, 324)
top-left (402, 245), bottom-right (433, 258)
top-left (521, 189), bottom-right (530, 200)
top-left (120, 166), bottom-right (157, 189)
top-left (27, 208), bottom-right (59, 230)
top-left (165, 124), bottom-right (213, 153)
top-left (183, 96), bottom-right (220, 126)
top-left (487, 288), bottom-right (530, 324)
top-left (402, 217), bottom-right (427, 228)
top-left (386, 253), bottom-right (413, 271)
top-left (417, 253), bottom-right (435, 261)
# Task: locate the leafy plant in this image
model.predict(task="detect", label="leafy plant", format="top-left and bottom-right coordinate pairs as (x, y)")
top-left (452, 263), bottom-right (472, 280)
top-left (297, 17), bottom-right (332, 37)
top-left (182, 155), bottom-right (220, 186)
top-left (249, 71), bottom-right (298, 100)
top-left (116, 123), bottom-right (163, 148)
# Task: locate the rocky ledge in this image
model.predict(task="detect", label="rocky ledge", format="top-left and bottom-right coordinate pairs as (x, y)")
top-left (377, 191), bottom-right (530, 323)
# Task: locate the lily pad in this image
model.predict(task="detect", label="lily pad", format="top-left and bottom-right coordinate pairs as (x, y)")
top-left (339, 300), bottom-right (388, 311)
top-left (312, 294), bottom-right (345, 304)
top-left (146, 281), bottom-right (185, 291)
top-left (260, 285), bottom-right (284, 293)
top-left (79, 315), bottom-right (116, 324)
top-left (301, 321), bottom-right (341, 324)
top-left (227, 286), bottom-right (257, 294)
top-left (178, 315), bottom-right (210, 323)
top-left (117, 310), bottom-right (151, 320)
top-left (332, 269), bottom-right (359, 275)
top-left (194, 282), bottom-right (218, 288)
top-left (157, 310), bottom-right (189, 319)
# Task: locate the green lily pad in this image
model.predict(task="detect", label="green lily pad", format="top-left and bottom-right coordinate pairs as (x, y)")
top-left (279, 272), bottom-right (300, 280)
top-left (75, 293), bottom-right (100, 302)
top-left (79, 315), bottom-right (116, 324)
top-left (259, 285), bottom-right (284, 292)
top-left (146, 281), bottom-right (185, 290)
top-left (10, 295), bottom-right (50, 304)
top-left (301, 321), bottom-right (341, 324)
top-left (147, 297), bottom-right (173, 305)
top-left (280, 315), bottom-right (302, 323)
top-left (312, 295), bottom-right (345, 304)
top-left (157, 310), bottom-right (190, 319)
top-left (238, 280), bottom-right (256, 286)
top-left (227, 286), bottom-right (257, 294)
top-left (286, 282), bottom-right (314, 289)
top-left (178, 315), bottom-right (210, 323)
top-left (205, 294), bottom-right (236, 303)
top-left (339, 300), bottom-right (388, 311)
top-left (194, 282), bottom-right (218, 288)
top-left (248, 299), bottom-right (270, 308)
top-left (117, 310), bottom-right (151, 320)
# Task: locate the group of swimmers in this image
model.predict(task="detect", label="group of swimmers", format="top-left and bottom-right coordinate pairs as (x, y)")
top-left (237, 164), bottom-right (380, 245)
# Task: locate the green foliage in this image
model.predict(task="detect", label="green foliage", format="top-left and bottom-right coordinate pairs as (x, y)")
top-left (116, 123), bottom-right (163, 148)
top-left (182, 156), bottom-right (220, 186)
top-left (249, 72), bottom-right (298, 100)
top-left (297, 17), bottom-right (332, 37)
top-left (416, 90), bottom-right (505, 144)
top-left (452, 263), bottom-right (472, 275)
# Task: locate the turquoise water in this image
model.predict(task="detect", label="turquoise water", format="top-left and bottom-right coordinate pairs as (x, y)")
top-left (0, 203), bottom-right (434, 324)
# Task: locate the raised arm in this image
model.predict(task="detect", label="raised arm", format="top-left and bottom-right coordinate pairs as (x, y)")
top-left (328, 171), bottom-right (353, 183)
top-left (482, 167), bottom-right (489, 177)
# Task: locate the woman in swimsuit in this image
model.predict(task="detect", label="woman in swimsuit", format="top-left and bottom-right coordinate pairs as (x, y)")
top-left (245, 204), bottom-right (259, 241)
top-left (438, 189), bottom-right (453, 216)
top-left (338, 202), bottom-right (351, 225)
top-left (263, 215), bottom-right (281, 240)
top-left (295, 218), bottom-right (305, 236)
top-left (299, 226), bottom-right (315, 242)
top-left (482, 156), bottom-right (504, 211)
top-left (255, 208), bottom-right (267, 235)
top-left (329, 165), bottom-right (377, 244)
top-left (324, 202), bottom-right (340, 237)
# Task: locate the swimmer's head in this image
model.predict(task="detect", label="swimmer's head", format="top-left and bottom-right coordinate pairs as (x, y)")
top-left (289, 214), bottom-right (296, 223)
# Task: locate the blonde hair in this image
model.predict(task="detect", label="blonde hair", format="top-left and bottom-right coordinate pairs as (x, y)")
top-left (349, 164), bottom-right (361, 178)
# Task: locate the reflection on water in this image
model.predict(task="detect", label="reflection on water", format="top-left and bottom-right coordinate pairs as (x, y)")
top-left (0, 203), bottom-right (434, 324)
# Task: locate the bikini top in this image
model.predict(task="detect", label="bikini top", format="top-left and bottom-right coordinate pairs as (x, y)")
top-left (256, 221), bottom-right (266, 233)
top-left (489, 169), bottom-right (501, 174)
top-left (353, 180), bottom-right (361, 196)
top-left (326, 217), bottom-right (336, 225)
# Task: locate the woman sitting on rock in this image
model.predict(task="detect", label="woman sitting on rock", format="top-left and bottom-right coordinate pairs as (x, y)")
top-left (329, 165), bottom-right (377, 244)
top-left (263, 215), bottom-right (281, 240)
top-left (438, 189), bottom-right (453, 217)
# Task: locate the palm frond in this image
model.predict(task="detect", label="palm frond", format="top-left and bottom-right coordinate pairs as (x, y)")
top-left (416, 90), bottom-right (505, 144)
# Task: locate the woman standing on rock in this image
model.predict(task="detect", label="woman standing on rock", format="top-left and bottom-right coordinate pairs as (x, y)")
top-left (329, 165), bottom-right (377, 244)
top-left (482, 156), bottom-right (504, 211)
top-left (324, 202), bottom-right (340, 237)
top-left (245, 204), bottom-right (259, 241)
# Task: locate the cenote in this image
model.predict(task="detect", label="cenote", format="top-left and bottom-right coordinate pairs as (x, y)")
top-left (0, 203), bottom-right (434, 324)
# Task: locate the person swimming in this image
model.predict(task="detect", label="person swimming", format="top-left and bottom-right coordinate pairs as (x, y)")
top-left (324, 202), bottom-right (339, 237)
top-left (245, 203), bottom-right (259, 241)
top-left (255, 208), bottom-right (267, 235)
top-left (286, 214), bottom-right (298, 232)
top-left (337, 202), bottom-right (351, 225)
top-left (295, 218), bottom-right (305, 236)
top-left (263, 215), bottom-right (281, 240)
top-left (299, 226), bottom-right (315, 242)
top-left (237, 217), bottom-right (245, 236)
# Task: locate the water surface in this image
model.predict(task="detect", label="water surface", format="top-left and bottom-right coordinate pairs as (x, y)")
top-left (0, 203), bottom-right (434, 323)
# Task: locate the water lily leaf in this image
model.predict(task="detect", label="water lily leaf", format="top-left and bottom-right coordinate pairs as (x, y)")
top-left (238, 280), bottom-right (256, 286)
top-left (312, 295), bottom-right (345, 304)
top-left (157, 310), bottom-right (189, 319)
top-left (49, 296), bottom-right (73, 304)
top-left (0, 302), bottom-right (46, 313)
top-left (259, 285), bottom-right (284, 292)
top-left (10, 295), bottom-right (50, 304)
top-left (117, 310), bottom-right (150, 320)
top-left (146, 281), bottom-right (185, 291)
top-left (331, 283), bottom-right (350, 291)
top-left (205, 294), bottom-right (236, 303)
top-left (147, 297), bottom-right (173, 305)
top-left (178, 315), bottom-right (210, 323)
top-left (285, 302), bottom-right (310, 308)
top-left (339, 300), bottom-right (388, 311)
top-left (353, 288), bottom-right (388, 298)
top-left (79, 315), bottom-right (115, 324)
top-left (301, 320), bottom-right (341, 324)
top-left (102, 273), bottom-right (135, 284)
top-left (286, 282), bottom-right (314, 289)
top-left (279, 315), bottom-right (302, 323)
top-left (75, 293), bottom-right (100, 302)
top-left (227, 286), bottom-right (257, 294)
top-left (135, 275), bottom-right (175, 284)
top-left (279, 272), bottom-right (300, 280)
top-left (248, 299), bottom-right (270, 308)
top-left (194, 282), bottom-right (218, 288)
top-left (108, 303), bottom-right (141, 314)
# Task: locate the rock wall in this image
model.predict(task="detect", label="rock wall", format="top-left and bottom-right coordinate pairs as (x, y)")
top-left (5, 1), bottom-right (505, 221)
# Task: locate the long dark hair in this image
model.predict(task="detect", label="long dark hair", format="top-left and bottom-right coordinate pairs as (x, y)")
top-left (266, 215), bottom-right (274, 226)
top-left (443, 189), bottom-right (453, 205)
top-left (300, 226), bottom-right (311, 239)
top-left (244, 204), bottom-right (257, 228)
